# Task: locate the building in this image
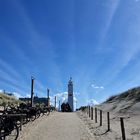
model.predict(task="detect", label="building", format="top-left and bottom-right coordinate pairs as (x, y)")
top-left (19, 89), bottom-right (51, 106)
top-left (68, 77), bottom-right (74, 112)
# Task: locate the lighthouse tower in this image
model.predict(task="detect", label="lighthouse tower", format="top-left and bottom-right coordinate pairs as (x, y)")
top-left (68, 77), bottom-right (74, 112)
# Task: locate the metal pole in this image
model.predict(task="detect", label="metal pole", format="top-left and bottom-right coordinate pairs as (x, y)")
top-left (47, 89), bottom-right (49, 98)
top-left (47, 89), bottom-right (50, 107)
top-left (31, 76), bottom-right (34, 107)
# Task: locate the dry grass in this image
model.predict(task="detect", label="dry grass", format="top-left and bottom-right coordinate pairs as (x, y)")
top-left (0, 92), bottom-right (23, 106)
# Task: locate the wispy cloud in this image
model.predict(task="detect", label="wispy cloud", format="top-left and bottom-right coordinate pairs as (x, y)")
top-left (13, 92), bottom-right (23, 99)
top-left (0, 89), bottom-right (4, 93)
top-left (0, 57), bottom-right (32, 95)
top-left (87, 99), bottom-right (99, 106)
top-left (0, 89), bottom-right (23, 99)
top-left (25, 94), bottom-right (31, 98)
top-left (100, 0), bottom-right (120, 44)
top-left (91, 84), bottom-right (104, 89)
top-left (12, 0), bottom-right (63, 90)
top-left (0, 78), bottom-right (28, 96)
top-left (0, 59), bottom-right (21, 80)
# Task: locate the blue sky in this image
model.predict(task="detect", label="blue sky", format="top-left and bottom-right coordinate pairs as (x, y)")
top-left (0, 0), bottom-right (140, 108)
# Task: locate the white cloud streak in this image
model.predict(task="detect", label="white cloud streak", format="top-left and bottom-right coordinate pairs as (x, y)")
top-left (91, 84), bottom-right (104, 89)
top-left (100, 0), bottom-right (120, 44)
top-left (87, 99), bottom-right (99, 106)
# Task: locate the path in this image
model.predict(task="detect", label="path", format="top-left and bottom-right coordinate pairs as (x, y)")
top-left (18, 112), bottom-right (95, 140)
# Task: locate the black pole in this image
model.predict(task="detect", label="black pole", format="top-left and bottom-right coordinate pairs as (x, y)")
top-left (47, 89), bottom-right (50, 107)
top-left (31, 77), bottom-right (34, 107)
top-left (47, 89), bottom-right (50, 98)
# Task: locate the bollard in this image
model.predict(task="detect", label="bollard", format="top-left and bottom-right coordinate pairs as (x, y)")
top-left (100, 110), bottom-right (102, 126)
top-left (91, 107), bottom-right (93, 120)
top-left (120, 117), bottom-right (126, 140)
top-left (89, 106), bottom-right (91, 118)
top-left (95, 108), bottom-right (97, 123)
top-left (107, 112), bottom-right (110, 131)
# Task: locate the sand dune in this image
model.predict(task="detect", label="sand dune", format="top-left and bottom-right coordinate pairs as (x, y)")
top-left (77, 86), bottom-right (140, 140)
top-left (77, 110), bottom-right (140, 140)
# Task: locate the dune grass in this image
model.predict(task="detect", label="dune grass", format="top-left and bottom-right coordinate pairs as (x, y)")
top-left (0, 92), bottom-right (23, 106)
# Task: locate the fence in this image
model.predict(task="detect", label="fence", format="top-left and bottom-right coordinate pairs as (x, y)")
top-left (83, 106), bottom-right (127, 140)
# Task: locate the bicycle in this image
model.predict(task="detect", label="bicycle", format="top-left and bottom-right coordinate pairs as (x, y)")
top-left (0, 115), bottom-right (19, 140)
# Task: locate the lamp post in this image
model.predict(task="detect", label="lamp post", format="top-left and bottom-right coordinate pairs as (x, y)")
top-left (31, 76), bottom-right (35, 107)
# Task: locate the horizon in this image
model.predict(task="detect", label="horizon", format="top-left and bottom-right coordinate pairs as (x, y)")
top-left (0, 0), bottom-right (140, 108)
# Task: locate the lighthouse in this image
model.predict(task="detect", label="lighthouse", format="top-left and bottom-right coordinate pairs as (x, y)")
top-left (68, 77), bottom-right (74, 112)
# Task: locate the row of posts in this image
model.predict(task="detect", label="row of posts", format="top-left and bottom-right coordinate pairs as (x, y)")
top-left (87, 106), bottom-right (126, 140)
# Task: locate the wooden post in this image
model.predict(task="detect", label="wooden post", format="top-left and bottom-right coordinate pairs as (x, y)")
top-left (120, 117), bottom-right (126, 140)
top-left (89, 106), bottom-right (91, 118)
top-left (100, 110), bottom-right (102, 126)
top-left (107, 112), bottom-right (110, 131)
top-left (91, 107), bottom-right (93, 120)
top-left (31, 76), bottom-right (34, 107)
top-left (95, 107), bottom-right (97, 123)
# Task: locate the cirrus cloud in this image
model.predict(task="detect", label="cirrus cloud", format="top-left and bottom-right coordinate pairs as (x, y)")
top-left (91, 84), bottom-right (104, 89)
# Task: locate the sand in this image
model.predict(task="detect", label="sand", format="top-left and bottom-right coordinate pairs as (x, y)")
top-left (17, 109), bottom-right (140, 140)
top-left (18, 112), bottom-right (95, 140)
top-left (77, 109), bottom-right (140, 140)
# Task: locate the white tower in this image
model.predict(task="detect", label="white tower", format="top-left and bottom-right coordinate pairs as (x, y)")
top-left (68, 77), bottom-right (74, 112)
